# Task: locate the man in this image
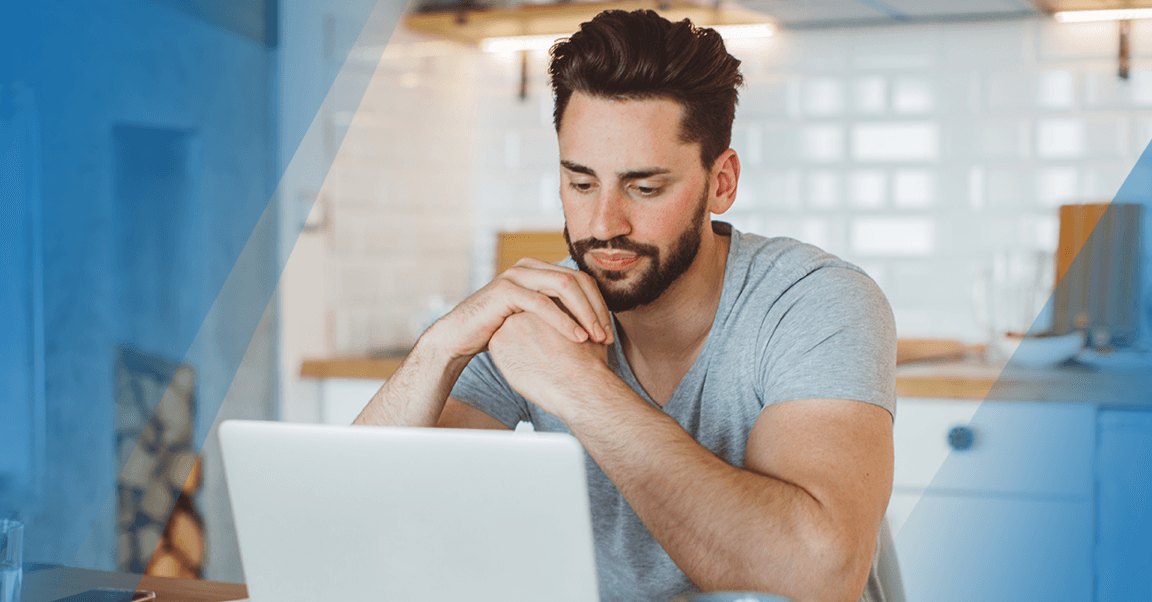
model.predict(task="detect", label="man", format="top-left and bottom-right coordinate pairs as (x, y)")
top-left (355, 9), bottom-right (896, 602)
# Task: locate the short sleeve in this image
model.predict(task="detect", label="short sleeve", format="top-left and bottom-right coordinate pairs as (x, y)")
top-left (449, 351), bottom-right (534, 428)
top-left (757, 266), bottom-right (897, 417)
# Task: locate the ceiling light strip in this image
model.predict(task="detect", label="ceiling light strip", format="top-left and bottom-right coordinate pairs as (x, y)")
top-left (712, 23), bottom-right (776, 39)
top-left (480, 23), bottom-right (774, 53)
top-left (1055, 8), bottom-right (1152, 23)
top-left (480, 35), bottom-right (565, 53)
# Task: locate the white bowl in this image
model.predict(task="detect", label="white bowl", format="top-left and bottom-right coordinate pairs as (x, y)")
top-left (999, 332), bottom-right (1086, 369)
top-left (1075, 348), bottom-right (1152, 373)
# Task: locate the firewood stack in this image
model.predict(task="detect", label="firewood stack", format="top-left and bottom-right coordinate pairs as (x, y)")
top-left (115, 348), bottom-right (205, 578)
top-left (146, 456), bottom-right (205, 578)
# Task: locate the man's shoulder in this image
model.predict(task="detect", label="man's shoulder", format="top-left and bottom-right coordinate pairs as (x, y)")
top-left (726, 225), bottom-right (872, 293)
top-left (723, 224), bottom-right (894, 345)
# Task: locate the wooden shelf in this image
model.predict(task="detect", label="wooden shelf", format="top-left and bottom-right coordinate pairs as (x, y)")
top-left (405, 0), bottom-right (773, 46)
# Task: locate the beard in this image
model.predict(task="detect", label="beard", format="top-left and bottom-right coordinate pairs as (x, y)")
top-left (565, 190), bottom-right (709, 313)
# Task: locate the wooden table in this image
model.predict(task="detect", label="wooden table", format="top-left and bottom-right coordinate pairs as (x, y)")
top-left (22, 566), bottom-right (247, 602)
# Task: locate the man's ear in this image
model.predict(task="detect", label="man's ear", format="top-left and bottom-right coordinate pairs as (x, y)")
top-left (709, 148), bottom-right (740, 215)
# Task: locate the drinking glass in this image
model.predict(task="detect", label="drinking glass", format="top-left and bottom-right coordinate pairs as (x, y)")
top-left (975, 250), bottom-right (1056, 361)
top-left (1, 519), bottom-right (22, 602)
top-left (668, 593), bottom-right (792, 602)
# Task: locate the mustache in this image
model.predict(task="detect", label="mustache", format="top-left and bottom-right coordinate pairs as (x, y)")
top-left (566, 233), bottom-right (659, 258)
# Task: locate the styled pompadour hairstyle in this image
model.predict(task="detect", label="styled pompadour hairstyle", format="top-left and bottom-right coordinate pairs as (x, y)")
top-left (549, 9), bottom-right (743, 171)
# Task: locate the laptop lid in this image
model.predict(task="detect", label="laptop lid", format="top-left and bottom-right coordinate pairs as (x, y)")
top-left (220, 420), bottom-right (599, 602)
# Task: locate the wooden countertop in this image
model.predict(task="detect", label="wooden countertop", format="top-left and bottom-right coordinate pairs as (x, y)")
top-left (300, 354), bottom-right (1008, 399)
top-left (301, 340), bottom-right (992, 383)
top-left (895, 360), bottom-right (1002, 399)
top-left (896, 359), bottom-right (1152, 404)
top-left (22, 565), bottom-right (246, 602)
top-left (301, 355), bottom-right (405, 380)
top-left (302, 351), bottom-right (1152, 404)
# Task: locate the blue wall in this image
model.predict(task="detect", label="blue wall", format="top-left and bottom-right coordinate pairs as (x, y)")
top-left (1, 0), bottom-right (278, 569)
top-left (1, 0), bottom-right (400, 573)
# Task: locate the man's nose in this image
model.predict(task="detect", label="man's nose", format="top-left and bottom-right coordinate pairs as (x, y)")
top-left (589, 187), bottom-right (631, 241)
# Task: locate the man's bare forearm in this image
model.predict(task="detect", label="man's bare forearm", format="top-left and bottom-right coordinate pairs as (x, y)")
top-left (353, 326), bottom-right (471, 427)
top-left (556, 371), bottom-right (879, 602)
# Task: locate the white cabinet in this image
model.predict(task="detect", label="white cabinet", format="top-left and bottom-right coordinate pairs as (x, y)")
top-left (318, 378), bottom-right (386, 425)
top-left (888, 398), bottom-right (1095, 602)
top-left (1095, 409), bottom-right (1152, 601)
top-left (891, 494), bottom-right (1092, 602)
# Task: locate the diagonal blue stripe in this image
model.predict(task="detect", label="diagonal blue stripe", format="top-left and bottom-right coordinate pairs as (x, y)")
top-left (1, 0), bottom-right (406, 578)
top-left (856, 0), bottom-right (911, 21)
top-left (895, 138), bottom-right (1152, 600)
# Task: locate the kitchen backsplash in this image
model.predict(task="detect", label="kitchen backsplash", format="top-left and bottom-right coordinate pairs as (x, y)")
top-left (299, 16), bottom-right (1152, 355)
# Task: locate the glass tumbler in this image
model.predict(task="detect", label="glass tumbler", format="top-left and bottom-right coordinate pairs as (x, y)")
top-left (0, 519), bottom-right (22, 602)
top-left (668, 593), bottom-right (792, 602)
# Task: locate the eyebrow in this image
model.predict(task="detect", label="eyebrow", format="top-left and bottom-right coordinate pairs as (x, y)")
top-left (560, 160), bottom-right (671, 181)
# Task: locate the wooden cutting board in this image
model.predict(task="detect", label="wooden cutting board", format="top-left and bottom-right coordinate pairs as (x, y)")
top-left (496, 231), bottom-right (569, 273)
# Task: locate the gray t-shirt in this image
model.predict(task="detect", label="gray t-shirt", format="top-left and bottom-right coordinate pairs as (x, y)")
top-left (450, 223), bottom-right (897, 602)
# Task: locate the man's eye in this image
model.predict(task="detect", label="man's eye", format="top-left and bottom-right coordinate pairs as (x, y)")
top-left (633, 185), bottom-right (661, 197)
top-left (569, 182), bottom-right (595, 193)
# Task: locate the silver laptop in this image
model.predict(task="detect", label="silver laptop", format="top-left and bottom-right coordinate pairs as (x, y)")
top-left (220, 420), bottom-right (600, 602)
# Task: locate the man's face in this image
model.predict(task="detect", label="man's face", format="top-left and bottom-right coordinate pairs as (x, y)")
top-left (557, 93), bottom-right (712, 313)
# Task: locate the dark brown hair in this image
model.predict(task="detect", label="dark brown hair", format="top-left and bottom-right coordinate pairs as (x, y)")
top-left (549, 9), bottom-right (743, 170)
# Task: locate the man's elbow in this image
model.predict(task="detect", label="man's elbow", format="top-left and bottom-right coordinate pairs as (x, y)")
top-left (785, 523), bottom-right (876, 602)
top-left (729, 523), bottom-right (873, 602)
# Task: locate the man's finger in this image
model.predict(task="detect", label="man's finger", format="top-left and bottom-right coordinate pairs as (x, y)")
top-left (568, 270), bottom-right (613, 345)
top-left (503, 262), bottom-right (612, 344)
top-left (506, 288), bottom-right (591, 344)
top-left (518, 258), bottom-right (611, 341)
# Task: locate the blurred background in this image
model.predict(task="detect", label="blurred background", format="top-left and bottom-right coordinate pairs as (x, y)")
top-left (4, 0), bottom-right (1152, 599)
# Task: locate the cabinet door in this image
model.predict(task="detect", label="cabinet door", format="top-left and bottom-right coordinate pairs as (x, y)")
top-left (893, 398), bottom-right (1094, 497)
top-left (1096, 409), bottom-right (1152, 602)
top-left (889, 399), bottom-right (1095, 602)
top-left (890, 492), bottom-right (1092, 602)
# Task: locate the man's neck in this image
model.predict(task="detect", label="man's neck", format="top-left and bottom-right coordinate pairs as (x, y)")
top-left (614, 222), bottom-right (731, 365)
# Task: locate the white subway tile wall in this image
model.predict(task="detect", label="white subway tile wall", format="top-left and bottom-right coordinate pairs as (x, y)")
top-left (849, 170), bottom-right (887, 209)
top-left (304, 30), bottom-right (480, 354)
top-left (852, 122), bottom-right (939, 162)
top-left (892, 77), bottom-right (934, 115)
top-left (893, 169), bottom-right (934, 208)
top-left (310, 17), bottom-right (1151, 354)
top-left (854, 77), bottom-right (887, 114)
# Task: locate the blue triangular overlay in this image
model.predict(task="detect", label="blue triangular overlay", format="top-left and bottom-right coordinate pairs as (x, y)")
top-left (0, 0), bottom-right (406, 583)
top-left (893, 141), bottom-right (1152, 601)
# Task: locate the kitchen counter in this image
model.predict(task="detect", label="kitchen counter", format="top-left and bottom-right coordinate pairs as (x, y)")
top-left (896, 358), bottom-right (1152, 404)
top-left (302, 350), bottom-right (1152, 405)
top-left (300, 355), bottom-right (405, 380)
top-left (21, 564), bottom-right (246, 602)
top-left (304, 350), bottom-right (1150, 602)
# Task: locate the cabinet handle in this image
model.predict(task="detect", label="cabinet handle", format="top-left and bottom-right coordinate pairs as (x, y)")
top-left (948, 425), bottom-right (977, 451)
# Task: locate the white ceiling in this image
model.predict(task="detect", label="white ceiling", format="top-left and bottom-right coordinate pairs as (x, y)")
top-left (735, 0), bottom-right (1044, 28)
